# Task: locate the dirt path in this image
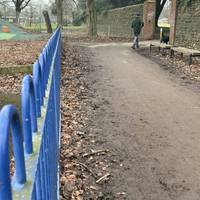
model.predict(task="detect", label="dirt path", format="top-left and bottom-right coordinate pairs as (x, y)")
top-left (80, 43), bottom-right (200, 200)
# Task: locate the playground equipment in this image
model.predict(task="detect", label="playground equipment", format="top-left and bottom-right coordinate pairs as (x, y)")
top-left (2, 25), bottom-right (10, 33)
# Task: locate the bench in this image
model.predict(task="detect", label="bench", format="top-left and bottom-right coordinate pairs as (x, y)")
top-left (170, 47), bottom-right (200, 65)
top-left (150, 42), bottom-right (172, 55)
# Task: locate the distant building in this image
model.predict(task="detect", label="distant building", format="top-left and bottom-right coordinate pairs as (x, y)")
top-left (1, 16), bottom-right (25, 23)
top-left (2, 16), bottom-right (16, 23)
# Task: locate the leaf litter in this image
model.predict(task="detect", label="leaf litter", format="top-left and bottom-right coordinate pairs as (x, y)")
top-left (60, 40), bottom-right (122, 200)
top-left (0, 39), bottom-right (47, 67)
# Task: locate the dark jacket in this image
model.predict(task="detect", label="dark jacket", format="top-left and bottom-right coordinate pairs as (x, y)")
top-left (131, 18), bottom-right (144, 36)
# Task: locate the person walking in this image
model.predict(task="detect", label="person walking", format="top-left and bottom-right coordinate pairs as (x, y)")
top-left (131, 13), bottom-right (144, 49)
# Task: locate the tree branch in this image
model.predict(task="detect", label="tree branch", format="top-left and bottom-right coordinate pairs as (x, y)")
top-left (71, 0), bottom-right (78, 7)
top-left (20, 0), bottom-right (31, 10)
top-left (11, 0), bottom-right (16, 6)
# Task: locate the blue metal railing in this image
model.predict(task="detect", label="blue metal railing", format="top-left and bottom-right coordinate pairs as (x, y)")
top-left (0, 28), bottom-right (61, 200)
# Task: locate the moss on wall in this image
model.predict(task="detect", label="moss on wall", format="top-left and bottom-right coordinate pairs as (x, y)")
top-left (97, 4), bottom-right (144, 38)
top-left (175, 0), bottom-right (200, 50)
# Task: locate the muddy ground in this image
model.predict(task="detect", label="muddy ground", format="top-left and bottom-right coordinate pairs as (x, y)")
top-left (60, 40), bottom-right (200, 200)
top-left (60, 41), bottom-right (130, 200)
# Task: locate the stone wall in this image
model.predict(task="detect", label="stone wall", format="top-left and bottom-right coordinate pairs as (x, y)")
top-left (97, 4), bottom-right (144, 38)
top-left (175, 0), bottom-right (200, 50)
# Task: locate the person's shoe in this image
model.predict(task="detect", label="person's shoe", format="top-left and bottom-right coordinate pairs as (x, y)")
top-left (131, 46), bottom-right (135, 49)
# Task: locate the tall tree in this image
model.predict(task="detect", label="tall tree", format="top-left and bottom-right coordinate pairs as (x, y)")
top-left (29, 5), bottom-right (33, 26)
top-left (12, 0), bottom-right (31, 23)
top-left (56, 0), bottom-right (63, 26)
top-left (86, 0), bottom-right (97, 37)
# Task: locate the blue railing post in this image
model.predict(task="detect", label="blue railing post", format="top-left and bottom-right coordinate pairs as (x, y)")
top-left (33, 61), bottom-right (43, 116)
top-left (38, 53), bottom-right (46, 98)
top-left (21, 75), bottom-right (38, 155)
top-left (0, 105), bottom-right (26, 200)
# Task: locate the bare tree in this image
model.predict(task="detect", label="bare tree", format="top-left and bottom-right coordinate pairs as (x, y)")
top-left (86, 0), bottom-right (97, 37)
top-left (29, 5), bottom-right (33, 26)
top-left (56, 0), bottom-right (63, 26)
top-left (12, 0), bottom-right (31, 23)
top-left (71, 0), bottom-right (78, 7)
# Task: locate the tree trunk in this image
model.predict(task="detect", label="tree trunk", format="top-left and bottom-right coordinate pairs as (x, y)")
top-left (43, 10), bottom-right (53, 34)
top-left (3, 5), bottom-right (7, 20)
top-left (30, 6), bottom-right (33, 27)
top-left (16, 10), bottom-right (20, 24)
top-left (56, 0), bottom-right (63, 27)
top-left (86, 0), bottom-right (97, 38)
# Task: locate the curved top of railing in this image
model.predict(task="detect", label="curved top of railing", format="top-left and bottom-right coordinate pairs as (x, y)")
top-left (0, 105), bottom-right (26, 200)
top-left (21, 75), bottom-right (38, 155)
